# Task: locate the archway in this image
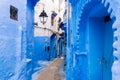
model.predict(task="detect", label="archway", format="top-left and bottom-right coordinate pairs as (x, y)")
top-left (78, 1), bottom-right (115, 80)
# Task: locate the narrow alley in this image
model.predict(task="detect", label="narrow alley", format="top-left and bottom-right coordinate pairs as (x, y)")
top-left (0, 0), bottom-right (120, 80)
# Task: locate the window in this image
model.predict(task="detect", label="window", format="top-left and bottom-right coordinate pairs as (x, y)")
top-left (10, 5), bottom-right (18, 21)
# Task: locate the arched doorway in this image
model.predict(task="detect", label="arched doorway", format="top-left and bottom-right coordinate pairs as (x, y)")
top-left (78, 1), bottom-right (115, 80)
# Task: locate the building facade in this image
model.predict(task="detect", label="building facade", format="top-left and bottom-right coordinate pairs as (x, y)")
top-left (0, 0), bottom-right (39, 80)
top-left (67, 0), bottom-right (120, 80)
top-left (34, 0), bottom-right (66, 61)
top-left (0, 0), bottom-right (65, 79)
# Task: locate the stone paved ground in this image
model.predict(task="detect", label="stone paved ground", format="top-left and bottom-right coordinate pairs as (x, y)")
top-left (36, 58), bottom-right (65, 80)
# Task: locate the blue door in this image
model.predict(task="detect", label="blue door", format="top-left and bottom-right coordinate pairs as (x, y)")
top-left (87, 17), bottom-right (113, 80)
top-left (103, 18), bottom-right (114, 80)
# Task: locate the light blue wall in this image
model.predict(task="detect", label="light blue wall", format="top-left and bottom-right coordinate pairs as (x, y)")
top-left (0, 0), bottom-right (27, 80)
top-left (0, 0), bottom-right (39, 79)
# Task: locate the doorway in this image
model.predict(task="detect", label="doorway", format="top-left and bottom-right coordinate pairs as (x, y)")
top-left (86, 3), bottom-right (114, 80)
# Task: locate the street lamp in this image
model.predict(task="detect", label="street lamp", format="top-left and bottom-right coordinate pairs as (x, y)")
top-left (39, 7), bottom-right (48, 25)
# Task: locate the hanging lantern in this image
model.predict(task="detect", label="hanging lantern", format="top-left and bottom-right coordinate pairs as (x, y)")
top-left (39, 9), bottom-right (48, 25)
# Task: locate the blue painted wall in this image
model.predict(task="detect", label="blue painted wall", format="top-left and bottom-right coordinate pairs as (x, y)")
top-left (67, 0), bottom-right (120, 80)
top-left (26, 0), bottom-right (34, 80)
top-left (0, 0), bottom-right (39, 79)
top-left (33, 36), bottom-right (50, 70)
top-left (0, 0), bottom-right (27, 80)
